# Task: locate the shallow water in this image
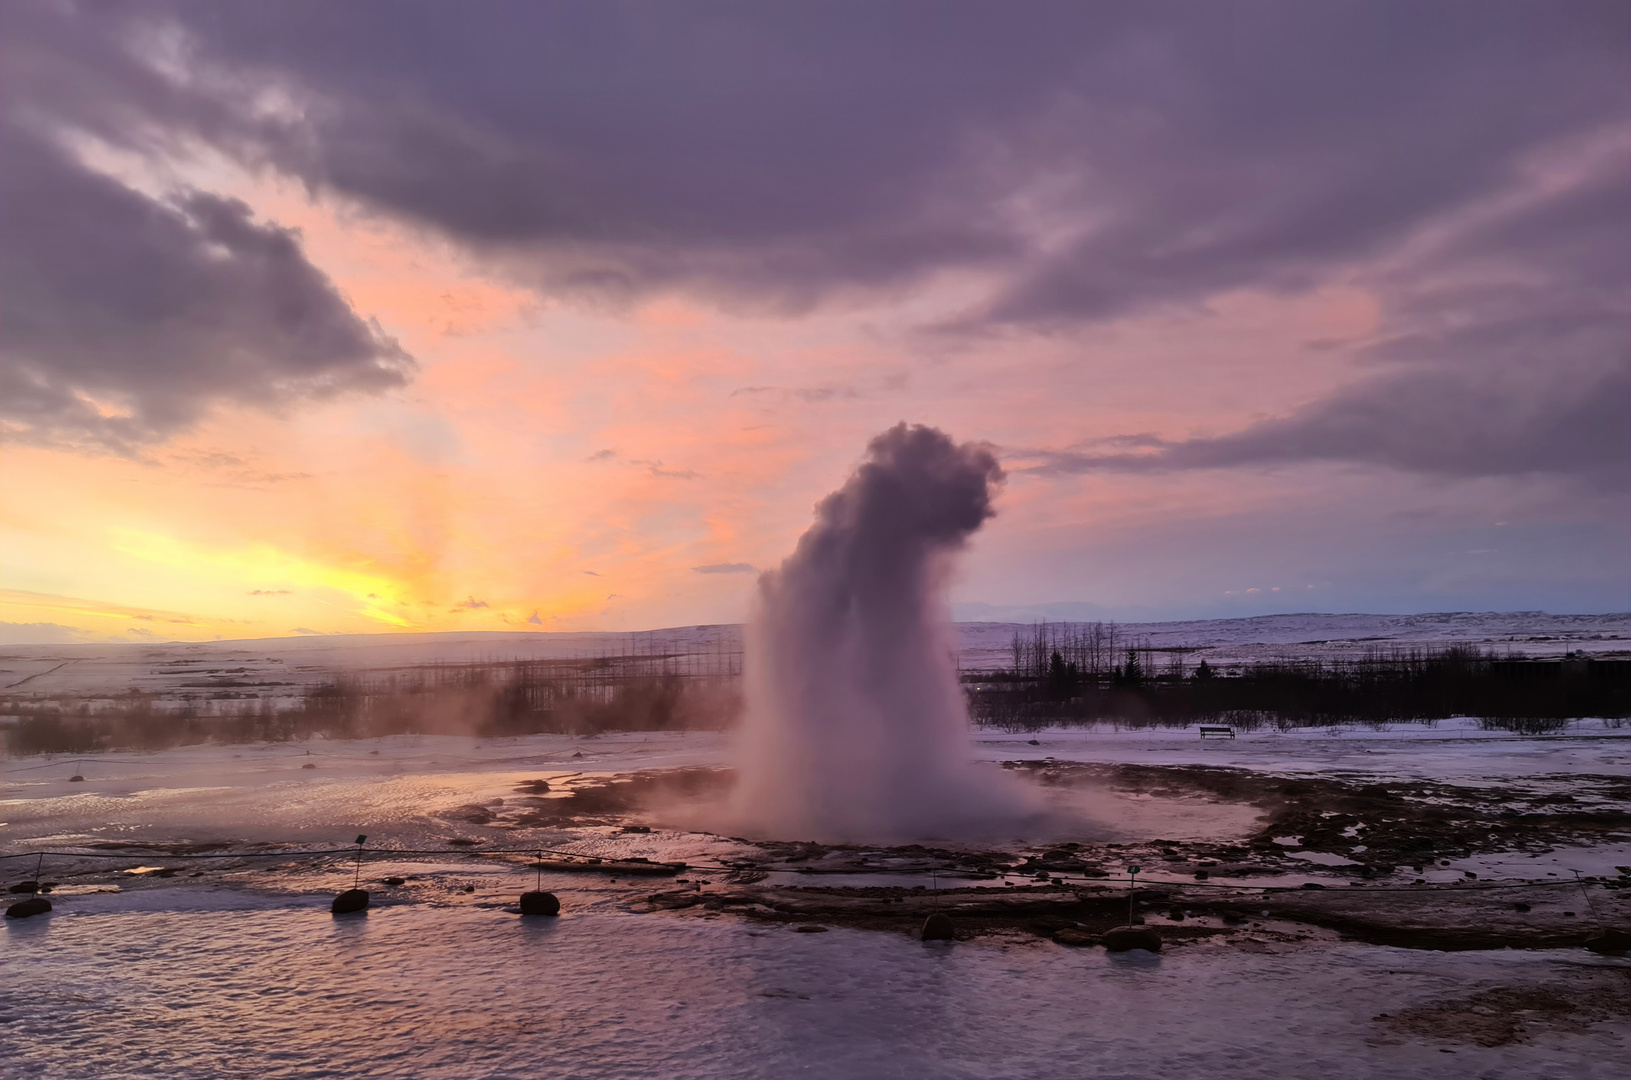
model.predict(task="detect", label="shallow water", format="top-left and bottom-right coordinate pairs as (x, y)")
top-left (4, 890), bottom-right (1626, 1080)
top-left (6, 728), bottom-right (1630, 1078)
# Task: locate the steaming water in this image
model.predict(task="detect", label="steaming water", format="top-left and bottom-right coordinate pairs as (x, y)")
top-left (735, 424), bottom-right (1036, 840)
top-left (8, 893), bottom-right (1626, 1080)
top-left (8, 728), bottom-right (1631, 1076)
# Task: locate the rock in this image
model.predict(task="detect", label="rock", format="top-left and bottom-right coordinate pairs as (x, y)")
top-left (519, 891), bottom-right (560, 916)
top-left (921, 913), bottom-right (955, 941)
top-left (1053, 928), bottom-right (1098, 947)
top-left (6, 897), bottom-right (52, 919)
top-left (302, 763), bottom-right (316, 769)
top-left (1194, 870), bottom-right (1210, 880)
top-left (69, 775), bottom-right (85, 782)
top-left (1101, 926), bottom-right (1163, 953)
top-left (8, 881), bottom-right (39, 894)
top-left (383, 877), bottom-right (406, 887)
top-left (1585, 929), bottom-right (1631, 956)
top-left (1514, 902), bottom-right (1531, 913)
top-left (1300, 882), bottom-right (1327, 889)
top-left (1027, 739), bottom-right (1040, 745)
top-left (331, 888), bottom-right (370, 914)
top-left (1168, 909), bottom-right (1186, 921)
top-left (794, 925), bottom-right (828, 933)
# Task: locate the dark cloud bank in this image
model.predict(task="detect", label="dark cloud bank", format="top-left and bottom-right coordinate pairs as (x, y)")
top-left (2, 0), bottom-right (1625, 482)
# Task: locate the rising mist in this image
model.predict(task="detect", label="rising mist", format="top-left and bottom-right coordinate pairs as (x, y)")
top-left (733, 423), bottom-right (1036, 840)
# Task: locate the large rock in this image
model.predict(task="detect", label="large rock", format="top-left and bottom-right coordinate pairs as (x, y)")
top-left (8, 881), bottom-right (39, 894)
top-left (331, 889), bottom-right (370, 914)
top-left (1101, 926), bottom-right (1163, 953)
top-left (519, 891), bottom-right (560, 917)
top-left (6, 897), bottom-right (52, 919)
top-left (1585, 928), bottom-right (1631, 956)
top-left (921, 912), bottom-right (955, 941)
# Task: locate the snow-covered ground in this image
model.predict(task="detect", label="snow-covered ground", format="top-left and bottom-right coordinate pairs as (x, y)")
top-left (5, 720), bottom-right (1626, 853)
top-left (971, 717), bottom-right (1631, 783)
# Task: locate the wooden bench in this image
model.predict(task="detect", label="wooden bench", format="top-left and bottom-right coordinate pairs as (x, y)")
top-left (1198, 725), bottom-right (1235, 739)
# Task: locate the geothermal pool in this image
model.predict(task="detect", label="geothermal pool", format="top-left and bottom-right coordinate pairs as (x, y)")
top-left (6, 894), bottom-right (1627, 1080)
top-left (6, 723), bottom-right (1631, 1078)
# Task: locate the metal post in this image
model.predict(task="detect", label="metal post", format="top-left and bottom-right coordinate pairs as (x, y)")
top-left (1126, 865), bottom-right (1141, 925)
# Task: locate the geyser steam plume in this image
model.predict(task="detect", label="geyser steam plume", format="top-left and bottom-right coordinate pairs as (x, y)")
top-left (735, 423), bottom-right (1036, 840)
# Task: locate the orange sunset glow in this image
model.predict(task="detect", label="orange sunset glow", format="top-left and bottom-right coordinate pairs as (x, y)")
top-left (3, 3), bottom-right (1625, 645)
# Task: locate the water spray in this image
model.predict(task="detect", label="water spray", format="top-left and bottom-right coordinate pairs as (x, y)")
top-left (734, 423), bottom-right (1034, 840)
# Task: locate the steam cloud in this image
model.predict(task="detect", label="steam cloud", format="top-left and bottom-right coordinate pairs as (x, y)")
top-left (734, 423), bottom-right (1034, 840)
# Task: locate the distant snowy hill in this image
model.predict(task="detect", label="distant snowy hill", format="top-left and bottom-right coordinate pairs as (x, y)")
top-left (1, 612), bottom-right (1624, 698)
top-left (954, 611), bottom-right (1630, 670)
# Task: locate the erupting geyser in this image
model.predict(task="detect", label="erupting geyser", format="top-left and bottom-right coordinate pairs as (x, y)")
top-left (734, 423), bottom-right (1037, 840)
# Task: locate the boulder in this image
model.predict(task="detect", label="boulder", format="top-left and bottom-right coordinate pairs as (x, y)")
top-left (1585, 929), bottom-right (1631, 956)
top-left (1101, 926), bottom-right (1163, 953)
top-left (382, 877), bottom-right (406, 887)
top-left (794, 925), bottom-right (829, 933)
top-left (331, 888), bottom-right (370, 914)
top-left (921, 913), bottom-right (955, 941)
top-left (519, 890), bottom-right (560, 917)
top-left (1052, 928), bottom-right (1098, 947)
top-left (6, 897), bottom-right (52, 919)
top-left (8, 881), bottom-right (39, 894)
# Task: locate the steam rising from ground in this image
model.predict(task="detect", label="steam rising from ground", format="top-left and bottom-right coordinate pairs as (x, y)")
top-left (733, 423), bottom-right (1038, 840)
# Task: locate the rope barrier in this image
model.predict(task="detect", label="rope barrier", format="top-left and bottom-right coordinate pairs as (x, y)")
top-left (2, 845), bottom-right (1620, 895)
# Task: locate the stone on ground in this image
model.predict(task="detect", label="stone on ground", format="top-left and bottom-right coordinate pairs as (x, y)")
top-left (519, 891), bottom-right (560, 916)
top-left (331, 888), bottom-right (370, 914)
top-left (1101, 926), bottom-right (1163, 953)
top-left (6, 897), bottom-right (52, 919)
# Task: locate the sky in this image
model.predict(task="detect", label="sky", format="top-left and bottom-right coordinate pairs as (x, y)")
top-left (1, 1), bottom-right (1627, 645)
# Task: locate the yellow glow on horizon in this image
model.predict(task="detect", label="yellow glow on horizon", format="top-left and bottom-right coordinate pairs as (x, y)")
top-left (106, 528), bottom-right (416, 629)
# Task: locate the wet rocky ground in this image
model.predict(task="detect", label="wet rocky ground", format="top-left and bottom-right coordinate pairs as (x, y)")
top-left (18, 757), bottom-right (1628, 957)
